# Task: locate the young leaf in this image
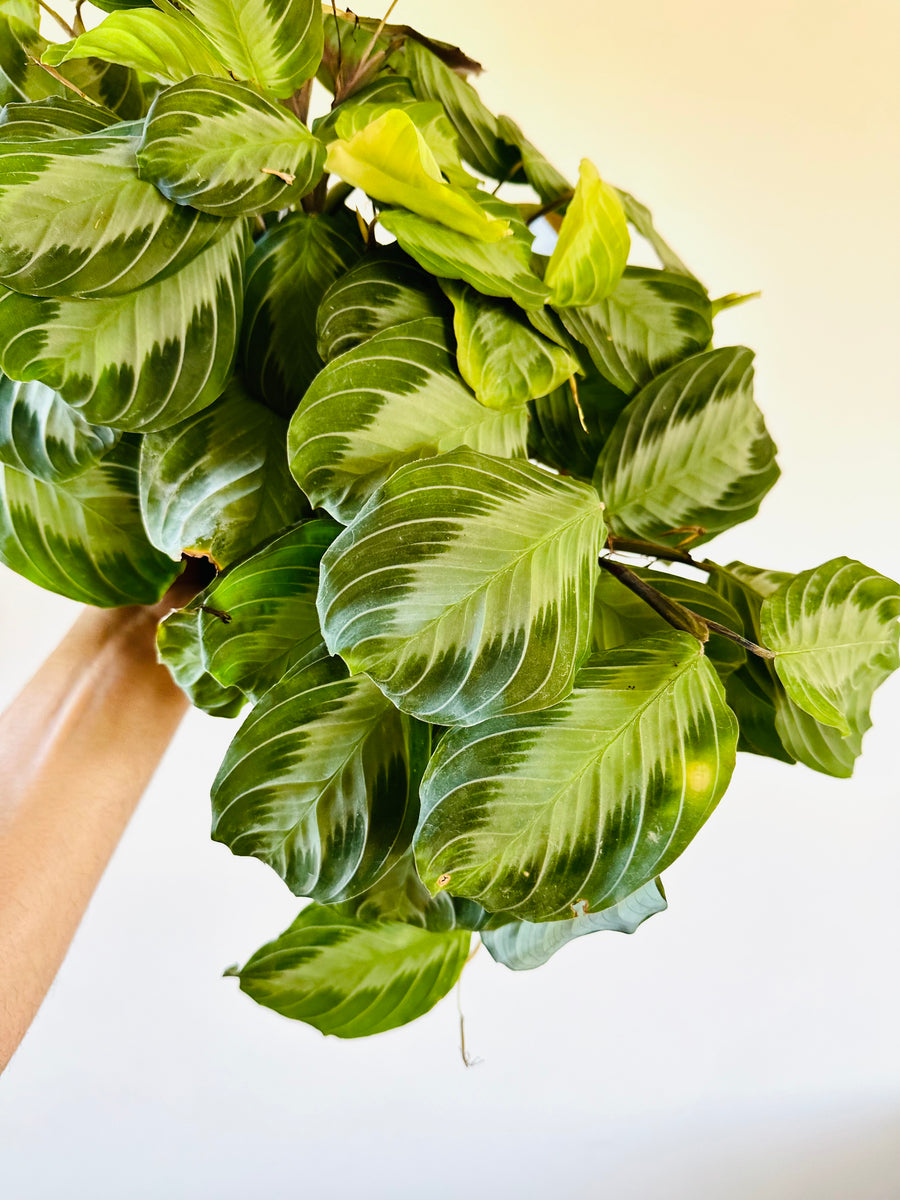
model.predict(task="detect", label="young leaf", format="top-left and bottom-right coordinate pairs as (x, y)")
top-left (482, 879), bottom-right (667, 971)
top-left (0, 219), bottom-right (248, 433)
top-left (0, 436), bottom-right (179, 606)
top-left (137, 76), bottom-right (326, 217)
top-left (139, 379), bottom-right (309, 569)
top-left (288, 316), bottom-right (528, 522)
top-left (557, 267), bottom-right (713, 395)
top-left (171, 0), bottom-right (323, 99)
top-left (442, 281), bottom-right (579, 410)
top-left (325, 109), bottom-right (509, 241)
top-left (595, 347), bottom-right (780, 544)
top-left (228, 903), bottom-right (470, 1038)
top-left (241, 210), bottom-right (362, 417)
top-left (156, 608), bottom-right (247, 718)
top-left (761, 558), bottom-right (900, 736)
top-left (0, 96), bottom-right (117, 141)
top-left (42, 10), bottom-right (230, 86)
top-left (0, 375), bottom-right (118, 482)
top-left (316, 247), bottom-right (447, 362)
top-left (317, 448), bottom-right (607, 726)
top-left (0, 129), bottom-right (225, 297)
top-left (415, 631), bottom-right (737, 920)
top-left (545, 160), bottom-right (630, 308)
top-left (211, 652), bottom-right (428, 903)
top-left (177, 518), bottom-right (340, 701)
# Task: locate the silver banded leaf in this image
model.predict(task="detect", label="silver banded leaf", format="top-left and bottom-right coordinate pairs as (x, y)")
top-left (137, 75), bottom-right (326, 217)
top-left (140, 379), bottom-right (309, 570)
top-left (211, 652), bottom-right (428, 902)
top-left (179, 518), bottom-right (340, 701)
top-left (0, 219), bottom-right (248, 433)
top-left (595, 347), bottom-right (780, 544)
top-left (156, 608), bottom-right (247, 718)
top-left (55, 54), bottom-right (144, 122)
top-left (761, 558), bottom-right (900, 737)
top-left (0, 375), bottom-right (118, 481)
top-left (415, 631), bottom-right (737, 920)
top-left (379, 207), bottom-right (550, 311)
top-left (482, 879), bottom-right (667, 971)
top-left (0, 96), bottom-right (117, 141)
top-left (42, 10), bottom-right (230, 86)
top-left (318, 448), bottom-right (606, 726)
top-left (0, 436), bottom-right (179, 605)
top-left (557, 267), bottom-right (713, 394)
top-left (527, 368), bottom-right (630, 482)
top-left (315, 248), bottom-right (446, 362)
top-left (545, 159), bottom-right (629, 308)
top-left (0, 130), bottom-right (225, 297)
top-left (241, 210), bottom-right (362, 416)
top-left (172, 0), bottom-right (323, 99)
top-left (229, 903), bottom-right (470, 1038)
top-left (288, 317), bottom-right (528, 523)
top-left (443, 281), bottom-right (578, 410)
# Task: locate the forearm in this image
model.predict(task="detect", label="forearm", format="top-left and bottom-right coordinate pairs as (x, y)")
top-left (0, 602), bottom-right (188, 1072)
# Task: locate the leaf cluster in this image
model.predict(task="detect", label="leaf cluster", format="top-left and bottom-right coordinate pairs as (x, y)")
top-left (0, 0), bottom-right (897, 1039)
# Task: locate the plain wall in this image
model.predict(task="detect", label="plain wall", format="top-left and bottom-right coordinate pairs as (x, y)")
top-left (1, 2), bottom-right (898, 1196)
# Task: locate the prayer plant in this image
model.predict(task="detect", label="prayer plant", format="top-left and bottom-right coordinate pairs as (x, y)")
top-left (1, 0), bottom-right (898, 1040)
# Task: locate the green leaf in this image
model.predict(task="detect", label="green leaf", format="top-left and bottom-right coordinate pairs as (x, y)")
top-left (495, 115), bottom-right (570, 205)
top-left (614, 187), bottom-right (695, 279)
top-left (595, 347), bottom-right (780, 544)
top-left (761, 558), bottom-right (900, 737)
top-left (241, 210), bottom-right (362, 417)
top-left (545, 159), bottom-right (629, 308)
top-left (0, 128), bottom-right (226, 297)
top-left (137, 75), bottom-right (325, 217)
top-left (556, 267), bottom-right (713, 395)
top-left (341, 851), bottom-right (459, 933)
top-left (593, 568), bottom-right (747, 676)
top-left (0, 2), bottom-right (38, 24)
top-left (0, 435), bottom-right (179, 605)
top-left (442, 281), bottom-right (578, 410)
top-left (316, 246), bottom-right (447, 362)
top-left (156, 608), bottom-right (247, 717)
top-left (379, 206), bottom-right (549, 311)
top-left (0, 374), bottom-right (118, 481)
top-left (42, 10), bottom-right (230, 86)
top-left (415, 631), bottom-right (737, 920)
top-left (527, 368), bottom-right (629, 481)
top-left (0, 218), bottom-right (248, 432)
top-left (211, 651), bottom-right (428, 902)
top-left (482, 879), bottom-right (667, 970)
top-left (288, 317), bottom-right (528, 523)
top-left (90, 1), bottom-right (156, 11)
top-left (175, 518), bottom-right (340, 701)
top-left (0, 96), bottom-right (117, 141)
top-left (139, 379), bottom-right (309, 569)
top-left (229, 902), bottom-right (470, 1038)
top-left (0, 13), bottom-right (62, 106)
top-left (171, 0), bottom-right (322, 99)
top-left (326, 109), bottom-right (508, 241)
top-left (318, 448), bottom-right (607, 725)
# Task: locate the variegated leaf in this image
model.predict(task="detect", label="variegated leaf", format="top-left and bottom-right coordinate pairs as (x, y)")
top-left (288, 317), bottom-right (528, 523)
top-left (545, 159), bottom-right (630, 307)
top-left (241, 210), bottom-right (362, 416)
top-left (341, 851), bottom-right (459, 933)
top-left (42, 9), bottom-right (230, 86)
top-left (415, 631), bottom-right (737, 920)
top-left (594, 347), bottom-right (780, 544)
top-left (527, 368), bottom-right (629, 482)
top-left (172, 0), bottom-right (323, 99)
top-left (0, 374), bottom-right (118, 481)
top-left (0, 219), bottom-right (248, 432)
top-left (140, 379), bottom-right (308, 570)
top-left (315, 247), bottom-right (447, 362)
top-left (0, 12), bottom-right (63, 106)
top-left (211, 651), bottom-right (428, 902)
top-left (227, 903), bottom-right (470, 1038)
top-left (482, 879), bottom-right (667, 970)
top-left (318, 448), bottom-right (606, 726)
top-left (171, 518), bottom-right (339, 701)
top-left (156, 608), bottom-right (247, 718)
top-left (614, 187), bottom-right (696, 279)
top-left (56, 54), bottom-right (144, 121)
top-left (442, 281), bottom-right (578, 410)
top-left (0, 96), bottom-right (117, 141)
top-left (496, 115), bottom-right (570, 205)
top-left (0, 128), bottom-right (225, 297)
top-left (0, 435), bottom-right (179, 605)
top-left (557, 267), bottom-right (713, 394)
top-left (137, 75), bottom-right (325, 217)
top-left (761, 558), bottom-right (900, 737)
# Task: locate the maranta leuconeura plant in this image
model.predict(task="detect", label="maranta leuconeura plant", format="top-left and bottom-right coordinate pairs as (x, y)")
top-left (1, 0), bottom-right (898, 1038)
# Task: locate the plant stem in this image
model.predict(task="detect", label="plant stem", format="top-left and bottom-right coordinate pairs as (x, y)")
top-left (605, 534), bottom-right (714, 571)
top-left (36, 0), bottom-right (75, 37)
top-left (322, 179), bottom-right (355, 213)
top-left (283, 78), bottom-right (313, 124)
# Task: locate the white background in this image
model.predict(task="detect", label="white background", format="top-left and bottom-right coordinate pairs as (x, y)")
top-left (1, 1), bottom-right (899, 1196)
